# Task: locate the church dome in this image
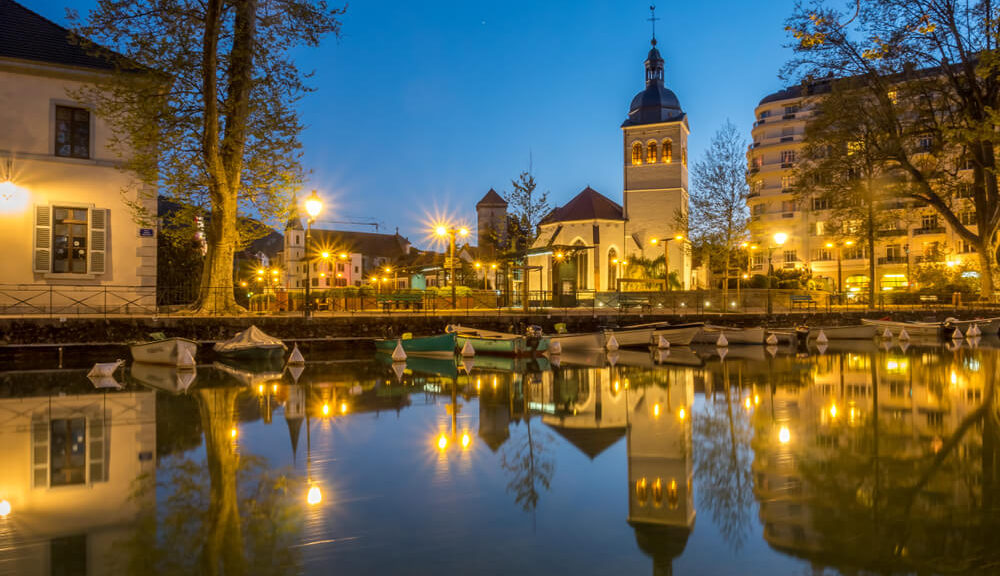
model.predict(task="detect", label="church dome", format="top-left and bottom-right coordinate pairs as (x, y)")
top-left (622, 40), bottom-right (685, 127)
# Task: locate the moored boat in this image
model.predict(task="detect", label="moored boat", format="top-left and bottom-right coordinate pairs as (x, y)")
top-left (448, 325), bottom-right (549, 356)
top-left (130, 362), bottom-right (198, 394)
top-left (649, 322), bottom-right (705, 346)
top-left (944, 317), bottom-right (1000, 335)
top-left (692, 325), bottom-right (766, 345)
top-left (550, 331), bottom-right (605, 352)
top-left (807, 324), bottom-right (878, 340)
top-left (375, 332), bottom-right (457, 358)
top-left (213, 325), bottom-right (287, 360)
top-left (130, 335), bottom-right (198, 367)
top-left (861, 318), bottom-right (943, 339)
top-left (604, 326), bottom-right (656, 348)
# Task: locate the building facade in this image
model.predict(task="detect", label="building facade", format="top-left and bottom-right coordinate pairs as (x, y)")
top-left (526, 34), bottom-right (692, 298)
top-left (282, 222), bottom-right (410, 289)
top-left (0, 0), bottom-right (157, 313)
top-left (748, 85), bottom-right (974, 295)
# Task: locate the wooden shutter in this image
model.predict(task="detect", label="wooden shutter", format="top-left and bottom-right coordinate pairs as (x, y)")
top-left (33, 205), bottom-right (51, 273)
top-left (90, 208), bottom-right (107, 274)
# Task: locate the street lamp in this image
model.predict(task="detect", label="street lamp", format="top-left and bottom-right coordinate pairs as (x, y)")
top-left (766, 232), bottom-right (788, 315)
top-left (650, 235), bottom-right (685, 291)
top-left (303, 190), bottom-right (323, 318)
top-left (824, 239), bottom-right (853, 300)
top-left (436, 224), bottom-right (469, 308)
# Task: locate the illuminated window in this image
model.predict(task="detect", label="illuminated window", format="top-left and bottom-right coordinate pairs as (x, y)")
top-left (631, 142), bottom-right (643, 165)
top-left (663, 139), bottom-right (673, 163)
top-left (646, 141), bottom-right (657, 163)
top-left (682, 146), bottom-right (688, 165)
top-left (52, 207), bottom-right (89, 274)
top-left (55, 105), bottom-right (90, 159)
top-left (887, 90), bottom-right (898, 104)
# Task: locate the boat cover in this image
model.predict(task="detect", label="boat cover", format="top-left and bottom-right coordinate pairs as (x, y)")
top-left (213, 325), bottom-right (286, 353)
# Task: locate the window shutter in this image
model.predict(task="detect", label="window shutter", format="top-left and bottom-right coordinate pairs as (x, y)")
top-left (33, 205), bottom-right (51, 273)
top-left (90, 208), bottom-right (107, 274)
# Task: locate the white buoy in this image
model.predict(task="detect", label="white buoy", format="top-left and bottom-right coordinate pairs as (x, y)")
top-left (88, 359), bottom-right (123, 378)
top-left (461, 357), bottom-right (475, 373)
top-left (882, 327), bottom-right (893, 339)
top-left (89, 375), bottom-right (122, 390)
top-left (816, 343), bottom-right (828, 355)
top-left (816, 330), bottom-right (829, 344)
top-left (550, 354), bottom-right (562, 367)
top-left (655, 349), bottom-right (670, 364)
top-left (899, 341), bottom-right (910, 353)
top-left (548, 340), bottom-right (562, 355)
top-left (461, 340), bottom-right (476, 357)
top-left (952, 327), bottom-right (964, 340)
top-left (716, 333), bottom-right (729, 347)
top-left (606, 351), bottom-right (619, 366)
top-left (287, 343), bottom-right (305, 366)
top-left (177, 348), bottom-right (196, 370)
top-left (766, 345), bottom-right (778, 357)
top-left (968, 336), bottom-right (981, 349)
top-left (657, 335), bottom-right (671, 349)
top-left (718, 347), bottom-right (729, 361)
top-left (286, 364), bottom-right (305, 384)
top-left (969, 324), bottom-right (981, 337)
top-left (606, 334), bottom-right (620, 351)
top-left (898, 328), bottom-right (910, 341)
top-left (765, 333), bottom-right (779, 346)
top-left (391, 340), bottom-right (407, 361)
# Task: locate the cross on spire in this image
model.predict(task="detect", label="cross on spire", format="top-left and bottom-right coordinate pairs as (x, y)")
top-left (648, 5), bottom-right (659, 45)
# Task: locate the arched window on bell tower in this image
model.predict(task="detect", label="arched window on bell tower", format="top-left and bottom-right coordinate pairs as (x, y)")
top-left (646, 141), bottom-right (657, 164)
top-left (631, 142), bottom-right (643, 165)
top-left (662, 139), bottom-right (673, 163)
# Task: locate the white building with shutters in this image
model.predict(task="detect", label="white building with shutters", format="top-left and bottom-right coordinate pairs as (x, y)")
top-left (0, 0), bottom-right (156, 313)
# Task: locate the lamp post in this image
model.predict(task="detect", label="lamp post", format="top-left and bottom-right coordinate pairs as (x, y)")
top-left (824, 239), bottom-right (853, 302)
top-left (650, 235), bottom-right (685, 292)
top-left (436, 224), bottom-right (469, 309)
top-left (303, 190), bottom-right (323, 318)
top-left (474, 261), bottom-right (488, 289)
top-left (766, 232), bottom-right (788, 315)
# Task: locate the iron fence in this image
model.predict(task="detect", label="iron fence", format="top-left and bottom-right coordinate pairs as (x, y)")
top-left (0, 283), bottom-right (994, 317)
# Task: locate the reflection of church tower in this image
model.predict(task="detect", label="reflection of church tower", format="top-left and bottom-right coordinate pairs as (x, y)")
top-left (622, 20), bottom-right (691, 288)
top-left (627, 374), bottom-right (695, 576)
top-left (285, 384), bottom-right (305, 460)
top-left (476, 189), bottom-right (508, 257)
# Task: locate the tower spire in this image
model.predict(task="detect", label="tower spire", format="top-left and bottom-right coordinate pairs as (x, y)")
top-left (648, 5), bottom-right (659, 46)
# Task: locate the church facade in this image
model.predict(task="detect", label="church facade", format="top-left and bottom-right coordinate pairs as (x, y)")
top-left (525, 34), bottom-right (692, 301)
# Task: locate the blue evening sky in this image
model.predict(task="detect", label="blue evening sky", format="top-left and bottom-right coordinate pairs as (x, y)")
top-left (27, 0), bottom-right (799, 248)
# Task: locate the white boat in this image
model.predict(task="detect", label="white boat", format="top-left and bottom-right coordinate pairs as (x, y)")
top-left (550, 331), bottom-right (605, 351)
top-left (604, 326), bottom-right (656, 348)
top-left (807, 325), bottom-right (878, 340)
top-left (860, 318), bottom-right (942, 339)
top-left (130, 362), bottom-right (198, 394)
top-left (130, 336), bottom-right (198, 367)
top-left (213, 325), bottom-right (286, 360)
top-left (692, 325), bottom-right (766, 345)
top-left (944, 317), bottom-right (1000, 335)
top-left (649, 322), bottom-right (705, 346)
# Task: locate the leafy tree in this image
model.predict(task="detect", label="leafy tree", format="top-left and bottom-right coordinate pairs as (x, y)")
top-left (795, 86), bottom-right (912, 307)
top-left (70, 0), bottom-right (344, 313)
top-left (504, 170), bottom-right (550, 249)
top-left (784, 0), bottom-right (1000, 299)
top-left (625, 255), bottom-right (682, 290)
top-left (690, 120), bottom-right (750, 301)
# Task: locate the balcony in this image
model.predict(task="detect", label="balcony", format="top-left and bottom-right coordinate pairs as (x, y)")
top-left (914, 226), bottom-right (946, 236)
top-left (781, 163), bottom-right (796, 169)
top-left (782, 113), bottom-right (797, 120)
top-left (915, 255), bottom-right (943, 263)
top-left (780, 136), bottom-right (795, 143)
top-left (877, 229), bottom-right (909, 237)
top-left (877, 256), bottom-right (908, 265)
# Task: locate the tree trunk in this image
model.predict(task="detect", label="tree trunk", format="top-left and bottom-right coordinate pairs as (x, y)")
top-left (722, 248), bottom-right (731, 305)
top-left (197, 387), bottom-right (245, 575)
top-left (866, 190), bottom-right (877, 310)
top-left (977, 240), bottom-right (998, 301)
top-left (195, 190), bottom-right (240, 313)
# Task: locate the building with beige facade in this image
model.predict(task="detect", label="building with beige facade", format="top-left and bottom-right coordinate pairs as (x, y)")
top-left (747, 84), bottom-right (976, 296)
top-left (0, 0), bottom-right (157, 313)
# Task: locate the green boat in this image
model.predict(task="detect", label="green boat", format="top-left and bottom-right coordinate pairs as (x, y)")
top-left (449, 325), bottom-right (549, 356)
top-left (374, 332), bottom-right (456, 358)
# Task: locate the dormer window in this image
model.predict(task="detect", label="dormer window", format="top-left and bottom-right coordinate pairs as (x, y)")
top-left (55, 105), bottom-right (90, 159)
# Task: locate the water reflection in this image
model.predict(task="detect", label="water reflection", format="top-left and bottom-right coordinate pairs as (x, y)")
top-left (0, 341), bottom-right (999, 574)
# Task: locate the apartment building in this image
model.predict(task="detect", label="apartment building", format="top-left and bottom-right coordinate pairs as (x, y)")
top-left (747, 84), bottom-right (975, 295)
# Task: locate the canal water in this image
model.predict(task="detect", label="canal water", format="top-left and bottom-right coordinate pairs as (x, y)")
top-left (1, 339), bottom-right (998, 575)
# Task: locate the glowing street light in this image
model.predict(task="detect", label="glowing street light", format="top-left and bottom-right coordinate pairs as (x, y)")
top-left (303, 190), bottom-right (324, 318)
top-left (766, 232), bottom-right (789, 315)
top-left (435, 223), bottom-right (470, 308)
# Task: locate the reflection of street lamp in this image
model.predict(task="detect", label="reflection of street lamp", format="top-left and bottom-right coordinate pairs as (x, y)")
top-left (435, 224), bottom-right (470, 308)
top-left (304, 190), bottom-right (323, 318)
top-left (766, 232), bottom-right (788, 315)
top-left (650, 235), bottom-right (685, 291)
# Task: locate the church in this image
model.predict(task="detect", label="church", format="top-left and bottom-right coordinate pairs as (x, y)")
top-left (522, 30), bottom-right (692, 302)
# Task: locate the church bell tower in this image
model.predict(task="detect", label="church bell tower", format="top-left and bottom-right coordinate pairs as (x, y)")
top-left (622, 7), bottom-right (691, 289)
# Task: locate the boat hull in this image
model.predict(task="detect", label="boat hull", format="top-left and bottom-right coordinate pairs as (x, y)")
top-left (605, 327), bottom-right (655, 348)
top-left (130, 362), bottom-right (197, 394)
top-left (550, 332), bottom-right (605, 351)
top-left (861, 319), bottom-right (942, 338)
top-left (946, 317), bottom-right (1000, 335)
top-left (214, 346), bottom-right (286, 361)
top-left (452, 328), bottom-right (549, 356)
top-left (130, 338), bottom-right (198, 366)
top-left (650, 323), bottom-right (704, 346)
top-left (807, 325), bottom-right (878, 340)
top-left (693, 326), bottom-right (766, 345)
top-left (375, 332), bottom-right (457, 358)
